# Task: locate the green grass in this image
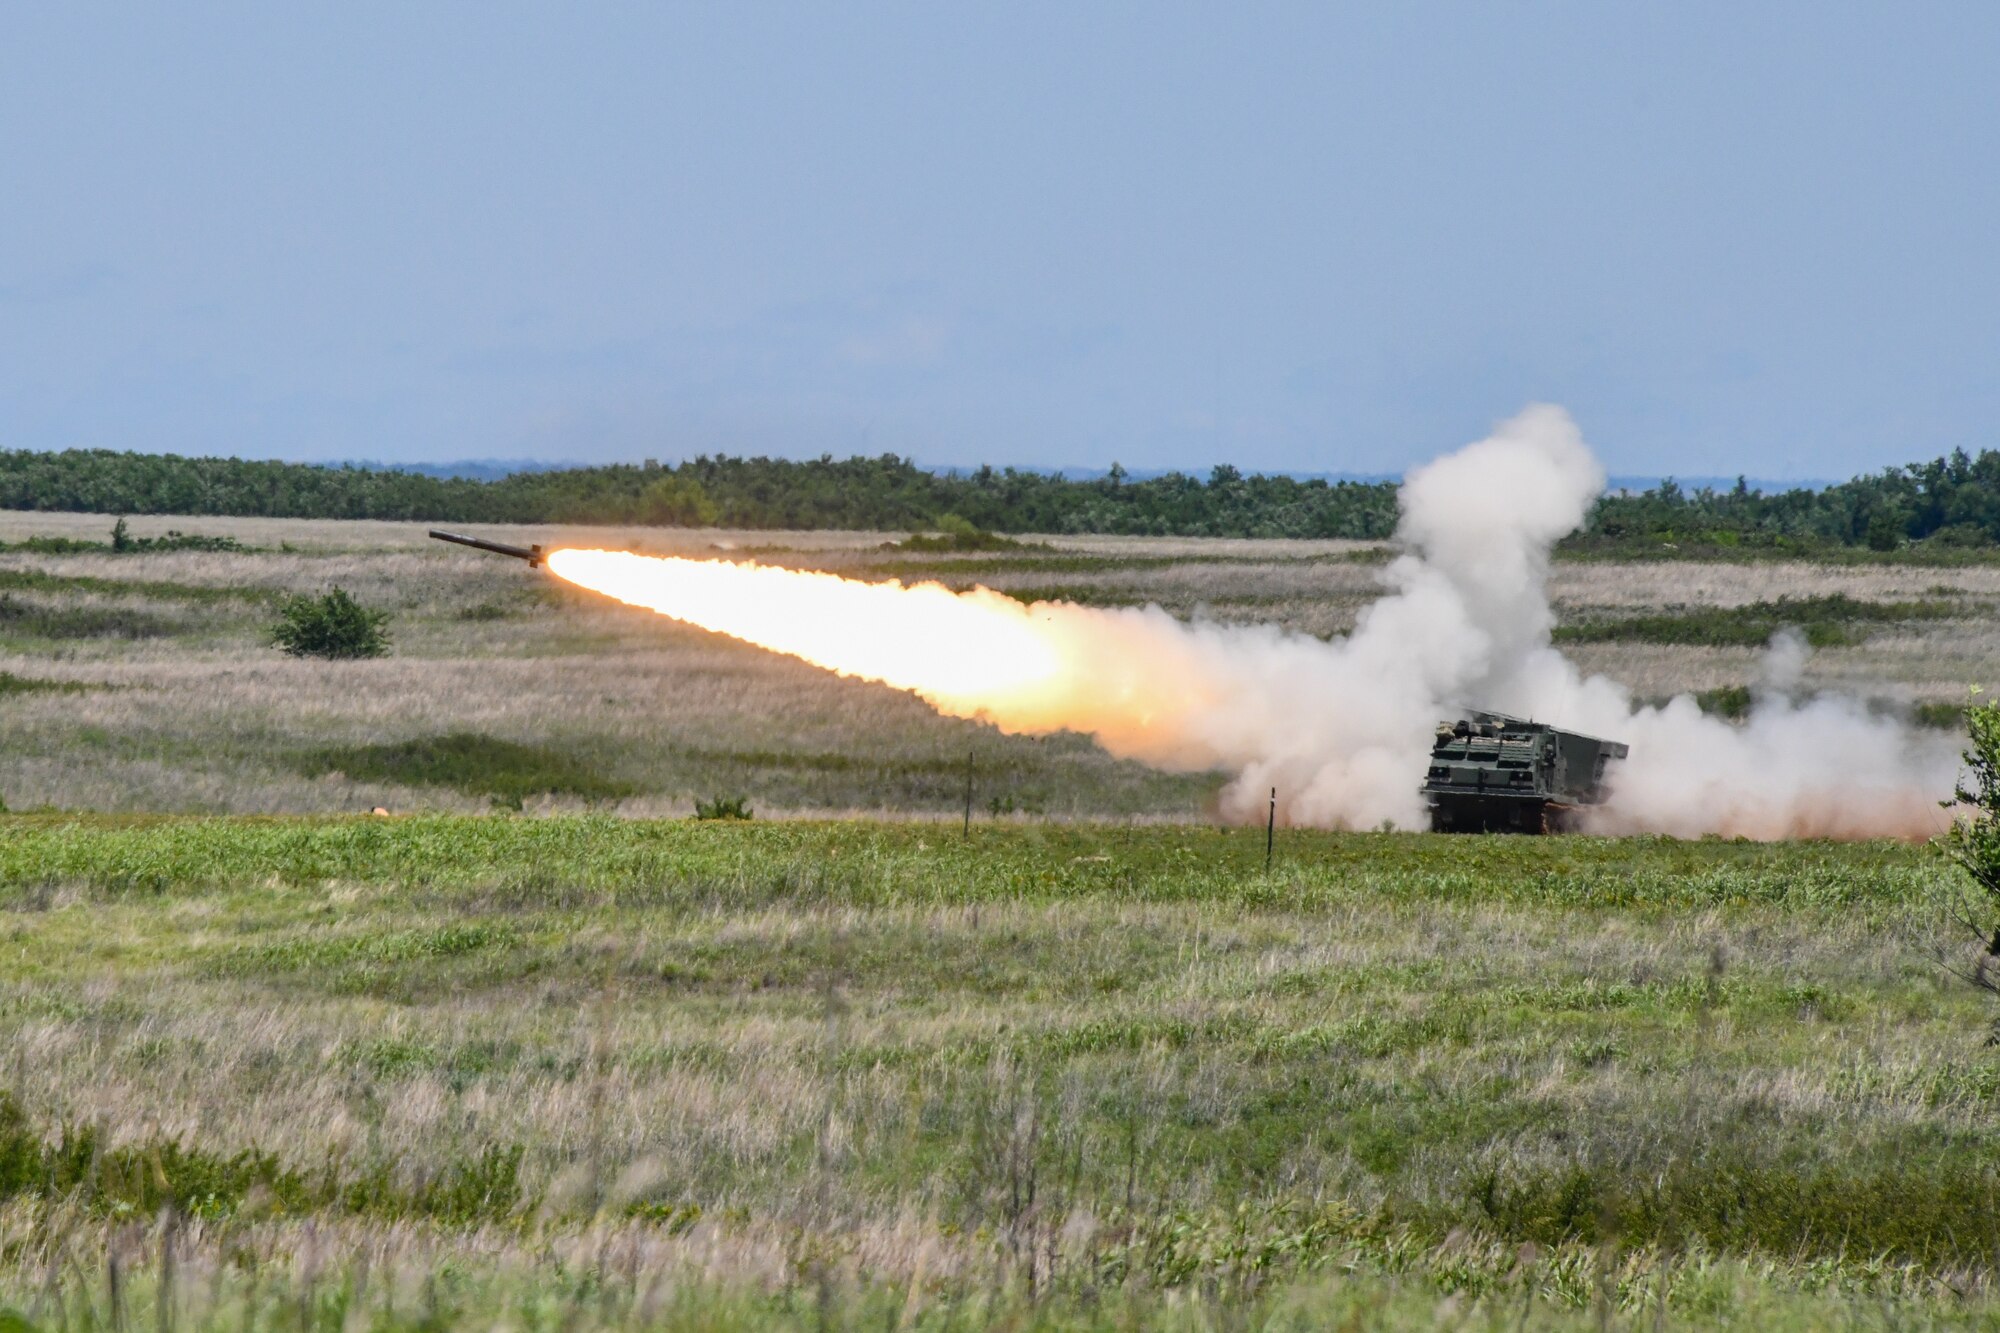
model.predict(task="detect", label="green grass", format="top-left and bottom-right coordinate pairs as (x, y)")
top-left (1557, 534), bottom-right (2000, 565)
top-left (290, 732), bottom-right (638, 806)
top-left (0, 671), bottom-right (89, 697)
top-left (1554, 593), bottom-right (1962, 647)
top-left (0, 816), bottom-right (1993, 1325)
top-left (1682, 685), bottom-right (1972, 729)
top-left (1917, 700), bottom-right (1970, 730)
top-left (887, 530), bottom-right (1034, 554)
top-left (0, 565), bottom-right (270, 606)
top-left (0, 592), bottom-right (180, 639)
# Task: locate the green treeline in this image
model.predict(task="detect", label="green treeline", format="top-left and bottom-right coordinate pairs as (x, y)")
top-left (0, 450), bottom-right (1398, 538)
top-left (2, 445), bottom-right (1998, 547)
top-left (1573, 450), bottom-right (2000, 552)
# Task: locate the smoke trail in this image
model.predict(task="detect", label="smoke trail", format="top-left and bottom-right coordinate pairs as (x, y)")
top-left (546, 405), bottom-right (1959, 838)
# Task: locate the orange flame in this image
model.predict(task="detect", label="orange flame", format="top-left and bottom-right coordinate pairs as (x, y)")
top-left (546, 549), bottom-right (1074, 715)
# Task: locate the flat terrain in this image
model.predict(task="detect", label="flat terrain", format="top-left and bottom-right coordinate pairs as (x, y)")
top-left (0, 817), bottom-right (1996, 1328)
top-left (4, 519), bottom-right (2000, 1326)
top-left (0, 511), bottom-right (1994, 819)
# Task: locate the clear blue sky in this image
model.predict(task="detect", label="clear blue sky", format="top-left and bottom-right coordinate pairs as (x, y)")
top-left (3, 3), bottom-right (1996, 479)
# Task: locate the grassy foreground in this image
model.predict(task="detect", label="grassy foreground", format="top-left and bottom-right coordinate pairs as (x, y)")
top-left (1, 815), bottom-right (1998, 1329)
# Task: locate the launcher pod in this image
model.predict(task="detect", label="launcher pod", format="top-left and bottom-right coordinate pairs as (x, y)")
top-left (1423, 710), bottom-right (1628, 834)
top-left (429, 530), bottom-right (544, 567)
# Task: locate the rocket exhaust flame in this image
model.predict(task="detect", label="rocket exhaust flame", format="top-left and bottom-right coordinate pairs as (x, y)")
top-left (538, 406), bottom-right (1960, 840)
top-left (544, 551), bottom-right (1067, 713)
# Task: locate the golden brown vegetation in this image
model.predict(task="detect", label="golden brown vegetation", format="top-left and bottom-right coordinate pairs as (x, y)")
top-left (0, 512), bottom-right (1991, 818)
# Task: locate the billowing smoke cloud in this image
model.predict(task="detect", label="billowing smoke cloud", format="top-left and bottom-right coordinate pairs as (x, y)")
top-left (1034, 405), bottom-right (1956, 838)
top-left (549, 405), bottom-right (1961, 838)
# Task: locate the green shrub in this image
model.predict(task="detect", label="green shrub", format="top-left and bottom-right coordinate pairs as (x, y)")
top-left (895, 514), bottom-right (1023, 553)
top-left (270, 587), bottom-right (390, 659)
top-left (694, 794), bottom-right (753, 820)
top-left (1693, 685), bottom-right (1753, 719)
top-left (131, 528), bottom-right (246, 553)
top-left (1914, 700), bottom-right (1967, 729)
top-left (1940, 697), bottom-right (2000, 1009)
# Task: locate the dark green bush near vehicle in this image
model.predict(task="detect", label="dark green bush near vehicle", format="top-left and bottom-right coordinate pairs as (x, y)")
top-left (694, 793), bottom-right (753, 820)
top-left (269, 586), bottom-right (390, 659)
top-left (1694, 684), bottom-right (1754, 719)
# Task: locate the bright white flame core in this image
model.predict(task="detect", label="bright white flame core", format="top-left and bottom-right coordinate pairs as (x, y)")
top-left (546, 549), bottom-right (1067, 713)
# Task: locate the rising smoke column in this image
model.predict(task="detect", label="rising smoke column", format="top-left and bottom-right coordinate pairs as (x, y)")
top-left (546, 405), bottom-right (1959, 839)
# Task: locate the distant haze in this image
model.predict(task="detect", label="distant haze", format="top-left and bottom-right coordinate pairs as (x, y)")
top-left (4, 5), bottom-right (1997, 478)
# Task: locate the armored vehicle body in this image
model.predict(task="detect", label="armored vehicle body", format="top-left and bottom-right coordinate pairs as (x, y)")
top-left (1423, 711), bottom-right (1628, 833)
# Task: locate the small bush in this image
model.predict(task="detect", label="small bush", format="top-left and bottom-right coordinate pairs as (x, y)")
top-left (1915, 700), bottom-right (1967, 729)
top-left (270, 587), bottom-right (390, 659)
top-left (1693, 685), bottom-right (1753, 720)
top-left (133, 528), bottom-right (247, 553)
top-left (115, 516), bottom-right (247, 552)
top-left (1940, 697), bottom-right (2000, 1010)
top-left (894, 514), bottom-right (1022, 553)
top-left (694, 794), bottom-right (753, 821)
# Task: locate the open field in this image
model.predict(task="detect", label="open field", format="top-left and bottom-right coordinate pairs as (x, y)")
top-left (5, 517), bottom-right (1999, 1327)
top-left (1, 816), bottom-right (1998, 1329)
top-left (0, 512), bottom-right (1994, 819)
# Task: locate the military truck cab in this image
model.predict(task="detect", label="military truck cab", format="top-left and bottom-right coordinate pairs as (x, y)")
top-left (1423, 711), bottom-right (1628, 833)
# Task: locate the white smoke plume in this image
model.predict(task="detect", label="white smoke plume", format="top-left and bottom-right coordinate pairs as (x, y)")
top-left (548, 405), bottom-right (1961, 838)
top-left (959, 404), bottom-right (1959, 838)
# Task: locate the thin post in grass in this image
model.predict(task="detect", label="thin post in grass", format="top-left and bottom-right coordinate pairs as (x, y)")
top-left (963, 746), bottom-right (974, 839)
top-left (1265, 787), bottom-right (1276, 869)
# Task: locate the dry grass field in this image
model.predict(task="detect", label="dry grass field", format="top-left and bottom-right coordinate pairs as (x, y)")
top-left (4, 514), bottom-right (2000, 1327)
top-left (0, 510), bottom-right (1992, 819)
top-left (0, 819), bottom-right (1996, 1328)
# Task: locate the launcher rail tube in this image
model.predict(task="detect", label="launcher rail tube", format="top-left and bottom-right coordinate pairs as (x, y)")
top-left (427, 530), bottom-right (544, 567)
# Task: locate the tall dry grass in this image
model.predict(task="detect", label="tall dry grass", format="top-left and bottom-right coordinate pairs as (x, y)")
top-left (0, 512), bottom-right (1990, 815)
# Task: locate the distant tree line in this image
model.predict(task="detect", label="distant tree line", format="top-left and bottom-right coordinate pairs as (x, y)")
top-left (0, 444), bottom-right (1996, 547)
top-left (1574, 449), bottom-right (2000, 552)
top-left (0, 450), bottom-right (1399, 538)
